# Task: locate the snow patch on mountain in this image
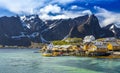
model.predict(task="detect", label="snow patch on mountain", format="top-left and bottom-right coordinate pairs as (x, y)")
top-left (40, 34), bottom-right (48, 43)
top-left (115, 23), bottom-right (120, 28)
top-left (20, 15), bottom-right (36, 21)
top-left (26, 23), bottom-right (31, 29)
top-left (109, 25), bottom-right (116, 34)
top-left (11, 32), bottom-right (26, 39)
top-left (110, 25), bottom-right (114, 30)
top-left (41, 19), bottom-right (63, 33)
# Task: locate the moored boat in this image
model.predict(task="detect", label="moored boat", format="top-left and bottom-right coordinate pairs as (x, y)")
top-left (42, 52), bottom-right (53, 57)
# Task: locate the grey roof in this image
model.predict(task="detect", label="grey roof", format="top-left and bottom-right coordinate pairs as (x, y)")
top-left (109, 42), bottom-right (119, 46)
top-left (97, 45), bottom-right (107, 48)
top-left (104, 37), bottom-right (116, 42)
top-left (95, 45), bottom-right (107, 49)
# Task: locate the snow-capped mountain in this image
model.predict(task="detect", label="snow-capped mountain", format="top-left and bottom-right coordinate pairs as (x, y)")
top-left (115, 23), bottom-right (120, 28)
top-left (0, 14), bottom-right (119, 46)
top-left (103, 23), bottom-right (120, 38)
top-left (20, 15), bottom-right (48, 33)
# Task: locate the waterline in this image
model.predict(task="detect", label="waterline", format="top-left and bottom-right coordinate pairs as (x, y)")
top-left (0, 49), bottom-right (120, 73)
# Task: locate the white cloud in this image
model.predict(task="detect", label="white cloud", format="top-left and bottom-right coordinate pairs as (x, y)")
top-left (94, 6), bottom-right (120, 27)
top-left (71, 5), bottom-right (85, 10)
top-left (0, 0), bottom-right (76, 15)
top-left (39, 4), bottom-right (92, 20)
top-left (52, 15), bottom-right (68, 19)
top-left (63, 10), bottom-right (92, 18)
top-left (39, 4), bottom-right (64, 20)
top-left (52, 0), bottom-right (75, 4)
top-left (115, 23), bottom-right (120, 28)
top-left (82, 10), bottom-right (92, 15)
top-left (0, 0), bottom-right (45, 14)
top-left (40, 4), bottom-right (61, 14)
top-left (40, 14), bottom-right (69, 20)
top-left (71, 5), bottom-right (78, 9)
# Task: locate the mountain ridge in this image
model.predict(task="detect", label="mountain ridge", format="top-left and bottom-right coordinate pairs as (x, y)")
top-left (0, 14), bottom-right (119, 46)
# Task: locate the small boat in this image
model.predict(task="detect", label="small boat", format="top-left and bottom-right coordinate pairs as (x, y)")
top-left (42, 52), bottom-right (53, 57)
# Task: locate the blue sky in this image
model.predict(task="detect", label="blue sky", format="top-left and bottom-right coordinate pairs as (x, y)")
top-left (0, 0), bottom-right (120, 27)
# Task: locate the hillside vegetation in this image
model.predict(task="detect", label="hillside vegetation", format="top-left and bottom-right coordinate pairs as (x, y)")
top-left (52, 38), bottom-right (82, 45)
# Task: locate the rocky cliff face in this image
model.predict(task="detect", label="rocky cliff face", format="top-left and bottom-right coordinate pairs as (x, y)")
top-left (42, 15), bottom-right (89, 41)
top-left (114, 25), bottom-right (120, 38)
top-left (21, 15), bottom-right (48, 34)
top-left (0, 16), bottom-right (31, 46)
top-left (103, 23), bottom-right (120, 38)
top-left (71, 15), bottom-right (102, 38)
top-left (0, 16), bottom-right (24, 36)
top-left (0, 14), bottom-right (118, 46)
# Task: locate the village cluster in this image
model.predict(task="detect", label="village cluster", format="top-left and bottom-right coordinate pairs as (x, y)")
top-left (41, 36), bottom-right (120, 58)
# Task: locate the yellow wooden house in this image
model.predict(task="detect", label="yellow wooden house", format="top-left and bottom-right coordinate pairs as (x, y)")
top-left (107, 42), bottom-right (120, 51)
top-left (83, 42), bottom-right (91, 51)
top-left (94, 45), bottom-right (108, 53)
top-left (83, 42), bottom-right (108, 53)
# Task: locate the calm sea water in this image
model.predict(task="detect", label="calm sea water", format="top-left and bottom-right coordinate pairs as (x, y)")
top-left (0, 49), bottom-right (120, 73)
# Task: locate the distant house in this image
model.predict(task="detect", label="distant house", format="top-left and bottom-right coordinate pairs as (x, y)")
top-left (104, 37), bottom-right (116, 42)
top-left (83, 42), bottom-right (91, 51)
top-left (52, 45), bottom-right (72, 52)
top-left (117, 39), bottom-right (120, 45)
top-left (83, 35), bottom-right (95, 43)
top-left (107, 42), bottom-right (120, 51)
top-left (83, 42), bottom-right (108, 53)
top-left (92, 41), bottom-right (104, 45)
top-left (94, 45), bottom-right (108, 53)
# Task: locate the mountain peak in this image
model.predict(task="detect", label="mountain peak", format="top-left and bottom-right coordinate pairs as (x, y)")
top-left (115, 23), bottom-right (120, 28)
top-left (0, 14), bottom-right (119, 46)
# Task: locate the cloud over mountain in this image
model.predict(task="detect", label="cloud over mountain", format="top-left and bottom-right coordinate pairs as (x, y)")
top-left (0, 0), bottom-right (120, 27)
top-left (94, 6), bottom-right (120, 27)
top-left (0, 0), bottom-right (75, 14)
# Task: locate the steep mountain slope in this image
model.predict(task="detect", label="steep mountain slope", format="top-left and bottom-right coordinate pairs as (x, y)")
top-left (0, 16), bottom-right (24, 36)
top-left (114, 25), bottom-right (120, 38)
top-left (21, 15), bottom-right (48, 34)
top-left (0, 16), bottom-right (31, 46)
top-left (20, 15), bottom-right (49, 42)
top-left (42, 15), bottom-right (89, 41)
top-left (103, 23), bottom-right (120, 38)
top-left (0, 14), bottom-right (118, 46)
top-left (71, 15), bottom-right (101, 38)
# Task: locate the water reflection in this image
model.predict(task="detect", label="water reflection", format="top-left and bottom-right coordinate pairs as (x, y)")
top-left (0, 49), bottom-right (120, 73)
top-left (58, 58), bottom-right (120, 73)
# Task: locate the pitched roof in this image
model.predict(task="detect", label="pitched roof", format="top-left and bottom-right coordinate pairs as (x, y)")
top-left (109, 42), bottom-right (119, 46)
top-left (95, 45), bottom-right (107, 49)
